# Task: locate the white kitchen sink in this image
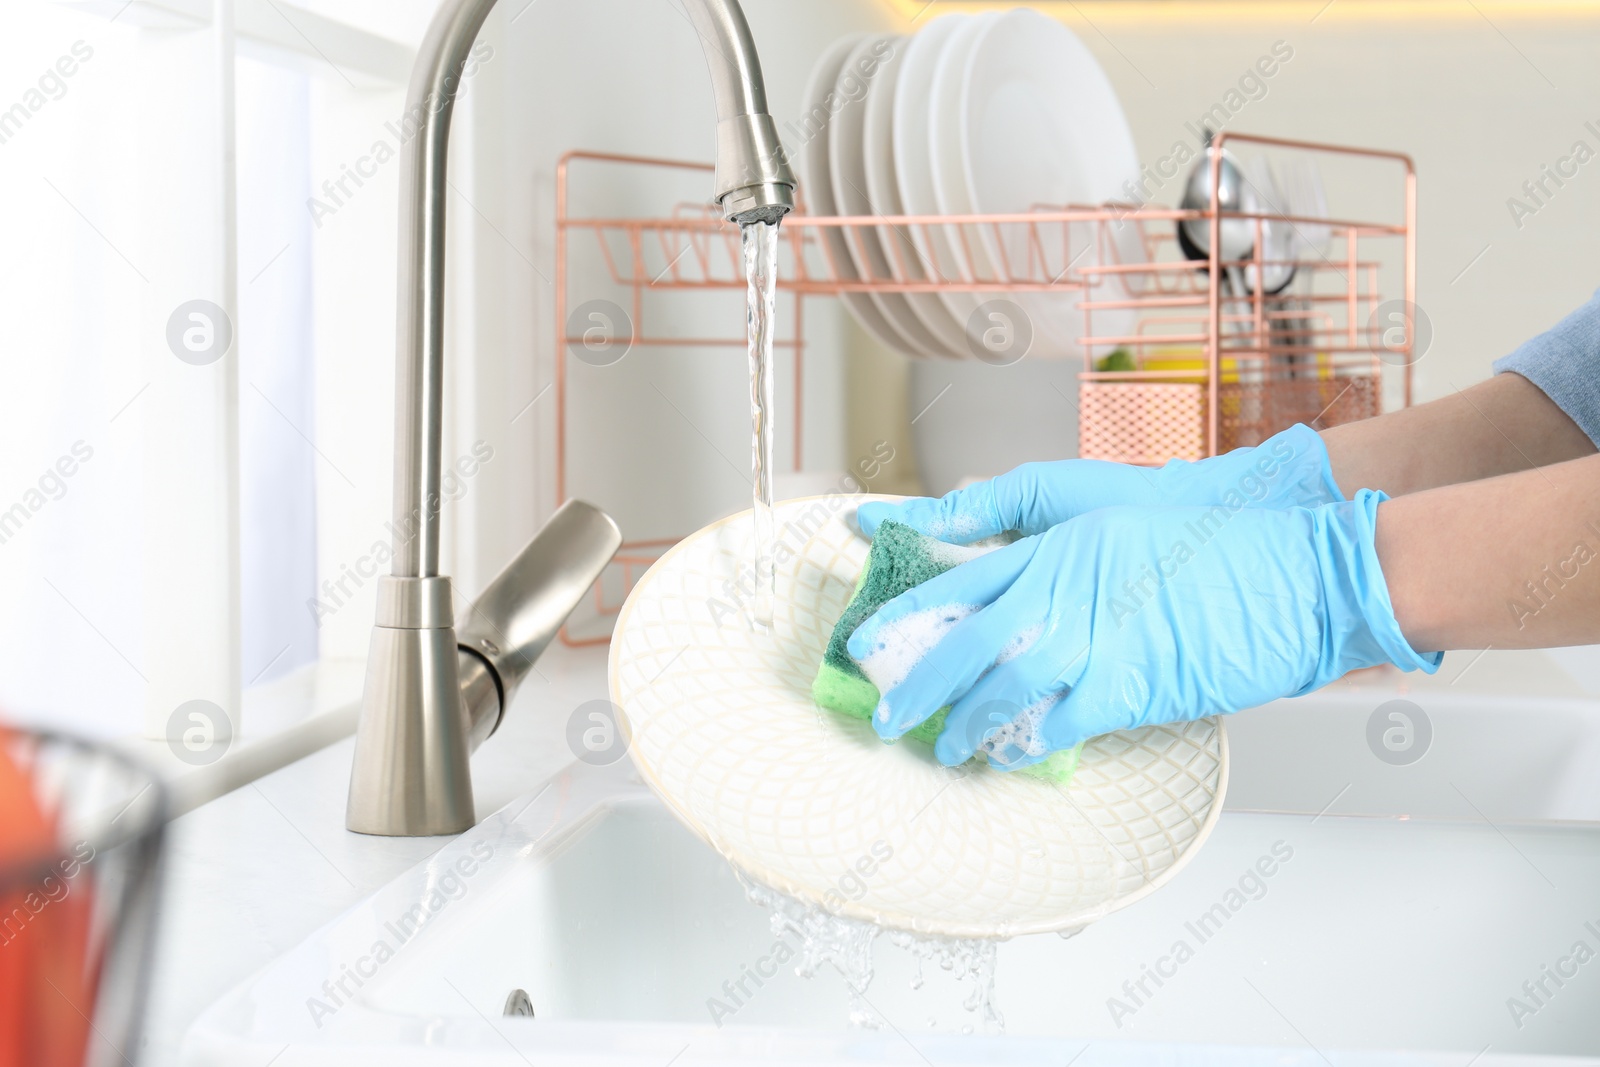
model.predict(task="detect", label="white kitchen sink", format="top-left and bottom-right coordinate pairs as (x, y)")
top-left (181, 678), bottom-right (1600, 1066)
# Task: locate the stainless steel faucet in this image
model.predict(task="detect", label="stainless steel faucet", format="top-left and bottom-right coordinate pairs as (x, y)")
top-left (346, 0), bottom-right (796, 837)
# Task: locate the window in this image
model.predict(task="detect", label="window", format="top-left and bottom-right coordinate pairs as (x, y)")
top-left (0, 1), bottom-right (419, 738)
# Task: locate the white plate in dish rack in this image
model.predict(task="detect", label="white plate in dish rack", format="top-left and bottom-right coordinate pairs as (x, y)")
top-left (798, 34), bottom-right (918, 358)
top-left (608, 496), bottom-right (1229, 940)
top-left (925, 11), bottom-right (1000, 334)
top-left (960, 8), bottom-right (1143, 356)
top-left (860, 32), bottom-right (966, 359)
top-left (829, 35), bottom-right (961, 360)
top-left (891, 14), bottom-right (975, 355)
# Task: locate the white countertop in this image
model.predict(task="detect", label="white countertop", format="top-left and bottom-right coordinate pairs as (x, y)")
top-left (138, 641), bottom-right (614, 1065)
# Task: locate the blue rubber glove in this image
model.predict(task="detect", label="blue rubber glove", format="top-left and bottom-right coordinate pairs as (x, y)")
top-left (846, 489), bottom-right (1441, 770)
top-left (856, 424), bottom-right (1342, 545)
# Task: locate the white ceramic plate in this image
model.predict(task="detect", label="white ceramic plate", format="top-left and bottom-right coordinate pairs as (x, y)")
top-left (861, 32), bottom-right (967, 359)
top-left (892, 14), bottom-right (978, 356)
top-left (609, 496), bottom-right (1229, 939)
top-left (960, 9), bottom-right (1143, 358)
top-left (799, 35), bottom-right (919, 358)
top-left (927, 11), bottom-right (1002, 335)
top-left (831, 35), bottom-right (962, 360)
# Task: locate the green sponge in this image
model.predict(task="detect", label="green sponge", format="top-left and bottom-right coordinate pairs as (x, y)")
top-left (813, 521), bottom-right (1081, 784)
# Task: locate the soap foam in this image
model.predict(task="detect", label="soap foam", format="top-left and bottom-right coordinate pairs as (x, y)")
top-left (855, 604), bottom-right (979, 714)
top-left (923, 511), bottom-right (983, 543)
top-left (978, 692), bottom-right (1060, 766)
top-left (922, 537), bottom-right (994, 569)
top-left (994, 623), bottom-right (1042, 665)
top-left (851, 532), bottom-right (1013, 712)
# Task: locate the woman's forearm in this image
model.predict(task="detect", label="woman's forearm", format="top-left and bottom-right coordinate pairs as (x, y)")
top-left (1377, 451), bottom-right (1600, 651)
top-left (1320, 373), bottom-right (1593, 497)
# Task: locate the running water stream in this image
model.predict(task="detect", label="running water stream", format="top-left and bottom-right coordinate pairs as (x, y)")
top-left (738, 221), bottom-right (1006, 1030)
top-left (745, 883), bottom-right (1005, 1032)
top-left (741, 219), bottom-right (779, 627)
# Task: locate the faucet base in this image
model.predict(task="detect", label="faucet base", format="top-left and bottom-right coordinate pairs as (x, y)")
top-left (347, 579), bottom-right (475, 837)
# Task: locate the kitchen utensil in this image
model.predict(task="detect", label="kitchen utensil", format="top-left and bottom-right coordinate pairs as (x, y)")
top-left (1243, 155), bottom-right (1295, 296)
top-left (1281, 156), bottom-right (1332, 263)
top-left (1178, 130), bottom-right (1257, 264)
top-left (1178, 133), bottom-right (1257, 341)
top-left (1276, 157), bottom-right (1331, 379)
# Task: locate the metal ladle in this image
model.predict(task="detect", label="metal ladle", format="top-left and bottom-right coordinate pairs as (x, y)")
top-left (1177, 130), bottom-right (1257, 340)
top-left (1177, 128), bottom-right (1257, 264)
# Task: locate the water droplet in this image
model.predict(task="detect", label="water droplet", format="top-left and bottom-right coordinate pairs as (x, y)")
top-left (749, 883), bottom-right (1006, 1032)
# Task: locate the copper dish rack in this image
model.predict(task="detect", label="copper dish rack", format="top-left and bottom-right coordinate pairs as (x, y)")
top-left (554, 133), bottom-right (1416, 643)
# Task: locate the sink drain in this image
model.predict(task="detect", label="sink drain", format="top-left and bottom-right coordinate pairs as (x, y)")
top-left (503, 989), bottom-right (535, 1018)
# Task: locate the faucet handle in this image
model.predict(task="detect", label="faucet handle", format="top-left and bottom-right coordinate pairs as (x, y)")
top-left (454, 500), bottom-right (623, 744)
top-left (348, 502), bottom-right (621, 838)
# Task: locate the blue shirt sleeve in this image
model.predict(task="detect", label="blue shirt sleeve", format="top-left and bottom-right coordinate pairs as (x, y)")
top-left (1494, 288), bottom-right (1600, 448)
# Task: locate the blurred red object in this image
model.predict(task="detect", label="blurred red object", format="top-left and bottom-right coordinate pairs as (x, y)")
top-left (0, 727), bottom-right (98, 1067)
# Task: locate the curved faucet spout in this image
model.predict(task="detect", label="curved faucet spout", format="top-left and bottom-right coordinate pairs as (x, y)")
top-left (679, 2), bottom-right (799, 224)
top-left (348, 0), bottom-right (794, 837)
top-left (390, 0), bottom-right (794, 581)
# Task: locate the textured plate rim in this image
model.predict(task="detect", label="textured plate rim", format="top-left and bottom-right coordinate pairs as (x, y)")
top-left (608, 495), bottom-right (1231, 939)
